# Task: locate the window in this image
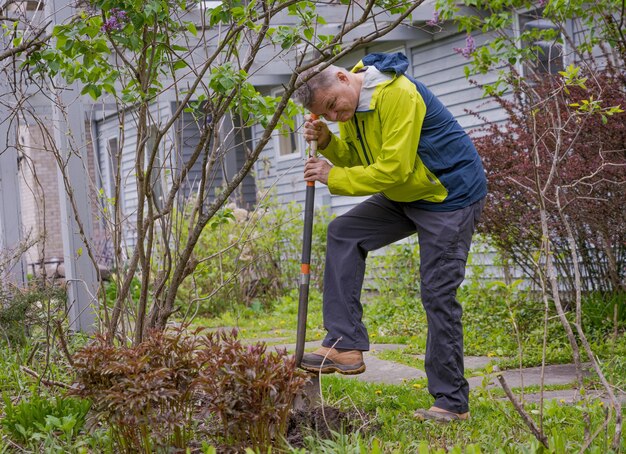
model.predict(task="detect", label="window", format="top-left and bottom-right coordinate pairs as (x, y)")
top-left (276, 126), bottom-right (300, 158)
top-left (145, 125), bottom-right (164, 210)
top-left (518, 8), bottom-right (564, 76)
top-left (106, 137), bottom-right (119, 198)
top-left (199, 1), bottom-right (222, 10)
top-left (272, 89), bottom-right (304, 159)
top-left (25, 0), bottom-right (43, 10)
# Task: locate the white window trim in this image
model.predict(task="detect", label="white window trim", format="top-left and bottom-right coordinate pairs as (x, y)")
top-left (199, 0), bottom-right (222, 10)
top-left (145, 125), bottom-right (167, 210)
top-left (104, 135), bottom-right (126, 215)
top-left (106, 136), bottom-right (119, 200)
top-left (271, 87), bottom-right (305, 161)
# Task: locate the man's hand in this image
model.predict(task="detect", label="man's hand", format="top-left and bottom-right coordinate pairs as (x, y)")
top-left (303, 115), bottom-right (331, 150)
top-left (304, 156), bottom-right (332, 185)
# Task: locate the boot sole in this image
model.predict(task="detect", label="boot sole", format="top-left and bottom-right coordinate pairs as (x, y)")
top-left (300, 363), bottom-right (366, 375)
top-left (414, 409), bottom-right (470, 422)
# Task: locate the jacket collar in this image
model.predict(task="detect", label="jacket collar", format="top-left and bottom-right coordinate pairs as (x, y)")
top-left (352, 63), bottom-right (395, 112)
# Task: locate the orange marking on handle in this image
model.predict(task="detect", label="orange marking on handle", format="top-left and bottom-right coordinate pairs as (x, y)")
top-left (301, 263), bottom-right (310, 274)
top-left (306, 181), bottom-right (314, 187)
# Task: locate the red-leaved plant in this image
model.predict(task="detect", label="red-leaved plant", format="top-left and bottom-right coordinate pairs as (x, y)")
top-left (195, 330), bottom-right (309, 451)
top-left (473, 65), bottom-right (626, 295)
top-left (72, 329), bottom-right (201, 451)
top-left (71, 328), bottom-right (308, 452)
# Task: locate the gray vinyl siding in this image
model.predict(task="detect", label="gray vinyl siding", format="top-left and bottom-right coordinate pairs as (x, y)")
top-left (95, 102), bottom-right (173, 249)
top-left (570, 17), bottom-right (613, 67)
top-left (234, 129), bottom-right (257, 209)
top-left (96, 103), bottom-right (260, 245)
top-left (171, 108), bottom-right (220, 204)
top-left (253, 120), bottom-right (332, 210)
top-left (119, 102), bottom-right (172, 223)
top-left (172, 108), bottom-right (256, 209)
top-left (252, 123), bottom-right (275, 198)
top-left (411, 31), bottom-right (506, 131)
top-left (95, 113), bottom-right (120, 202)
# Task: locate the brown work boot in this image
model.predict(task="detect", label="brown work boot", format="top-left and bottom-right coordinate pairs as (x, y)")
top-left (300, 347), bottom-right (366, 375)
top-left (414, 407), bottom-right (470, 422)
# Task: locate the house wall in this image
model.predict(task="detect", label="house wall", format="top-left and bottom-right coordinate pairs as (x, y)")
top-left (19, 118), bottom-right (106, 273)
top-left (95, 102), bottom-right (174, 249)
top-left (19, 123), bottom-right (64, 265)
top-left (172, 108), bottom-right (222, 205)
top-left (253, 31), bottom-right (501, 216)
top-left (411, 32), bottom-right (506, 131)
top-left (94, 102), bottom-right (257, 252)
top-left (233, 123), bottom-right (258, 209)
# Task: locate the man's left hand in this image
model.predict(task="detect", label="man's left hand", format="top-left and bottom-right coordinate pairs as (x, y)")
top-left (304, 156), bottom-right (332, 185)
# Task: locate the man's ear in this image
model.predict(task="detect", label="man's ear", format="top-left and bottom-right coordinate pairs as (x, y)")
top-left (336, 71), bottom-right (349, 84)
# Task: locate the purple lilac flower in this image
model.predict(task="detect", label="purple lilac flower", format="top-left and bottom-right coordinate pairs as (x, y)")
top-left (426, 10), bottom-right (440, 26)
top-left (101, 8), bottom-right (128, 33)
top-left (453, 34), bottom-right (476, 59)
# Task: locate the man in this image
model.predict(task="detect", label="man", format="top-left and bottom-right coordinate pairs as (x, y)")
top-left (293, 52), bottom-right (487, 422)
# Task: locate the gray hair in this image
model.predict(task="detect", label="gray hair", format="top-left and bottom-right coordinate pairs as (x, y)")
top-left (293, 64), bottom-right (342, 109)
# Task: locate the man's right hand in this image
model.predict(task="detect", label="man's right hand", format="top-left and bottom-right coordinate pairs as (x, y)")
top-left (303, 115), bottom-right (331, 150)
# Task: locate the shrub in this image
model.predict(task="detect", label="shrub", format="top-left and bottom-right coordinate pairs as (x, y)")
top-left (369, 238), bottom-right (420, 299)
top-left (581, 291), bottom-right (626, 336)
top-left (102, 275), bottom-right (142, 309)
top-left (195, 329), bottom-right (309, 451)
top-left (176, 199), bottom-right (332, 316)
top-left (473, 67), bottom-right (626, 295)
top-left (71, 328), bottom-right (308, 452)
top-left (0, 284), bottom-right (66, 345)
top-left (71, 329), bottom-right (201, 452)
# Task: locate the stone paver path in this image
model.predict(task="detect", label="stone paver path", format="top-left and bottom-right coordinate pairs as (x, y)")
top-left (266, 339), bottom-right (626, 405)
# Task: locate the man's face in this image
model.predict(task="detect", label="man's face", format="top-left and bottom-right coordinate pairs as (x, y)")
top-left (309, 71), bottom-right (360, 123)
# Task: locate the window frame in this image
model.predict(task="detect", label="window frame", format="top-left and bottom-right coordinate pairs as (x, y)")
top-left (106, 136), bottom-right (120, 200)
top-left (514, 6), bottom-right (568, 77)
top-left (145, 124), bottom-right (166, 210)
top-left (271, 87), bottom-right (305, 161)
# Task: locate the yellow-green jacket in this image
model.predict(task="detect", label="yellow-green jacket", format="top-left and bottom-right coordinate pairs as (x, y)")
top-left (321, 52), bottom-right (487, 211)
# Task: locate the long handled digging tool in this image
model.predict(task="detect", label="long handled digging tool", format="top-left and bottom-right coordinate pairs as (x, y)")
top-left (295, 113), bottom-right (319, 369)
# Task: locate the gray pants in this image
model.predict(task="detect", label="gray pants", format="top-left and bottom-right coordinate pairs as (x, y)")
top-left (321, 194), bottom-right (485, 413)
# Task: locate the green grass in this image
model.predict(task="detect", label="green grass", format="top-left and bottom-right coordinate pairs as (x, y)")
top-left (375, 348), bottom-right (426, 371)
top-left (186, 284), bottom-right (626, 452)
top-left (2, 280), bottom-right (625, 453)
top-left (193, 288), bottom-right (326, 344)
top-left (308, 375), bottom-right (625, 453)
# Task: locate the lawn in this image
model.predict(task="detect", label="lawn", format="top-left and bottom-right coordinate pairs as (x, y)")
top-left (2, 279), bottom-right (624, 453)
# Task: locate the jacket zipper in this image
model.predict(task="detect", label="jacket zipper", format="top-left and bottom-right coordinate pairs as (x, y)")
top-left (354, 118), bottom-right (372, 166)
top-left (360, 119), bottom-right (375, 164)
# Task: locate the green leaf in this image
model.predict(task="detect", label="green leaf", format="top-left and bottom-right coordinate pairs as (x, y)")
top-left (102, 83), bottom-right (116, 95)
top-left (55, 34), bottom-right (67, 50)
top-left (173, 60), bottom-right (187, 70)
top-left (186, 21), bottom-right (198, 37)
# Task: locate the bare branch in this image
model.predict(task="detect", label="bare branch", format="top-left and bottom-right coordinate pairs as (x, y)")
top-left (494, 365), bottom-right (549, 448)
top-left (0, 28), bottom-right (50, 62)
